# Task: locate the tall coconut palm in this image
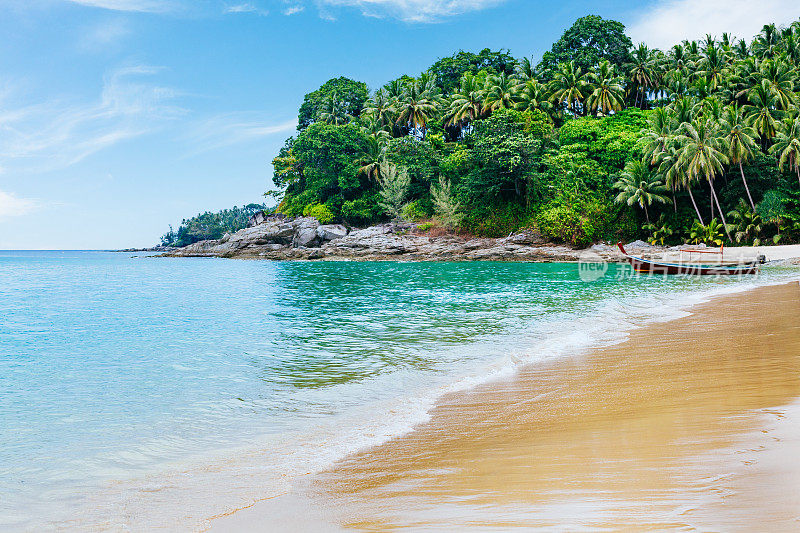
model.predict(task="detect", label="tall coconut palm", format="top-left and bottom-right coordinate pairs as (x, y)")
top-left (743, 79), bottom-right (784, 144)
top-left (770, 116), bottom-right (800, 187)
top-left (721, 104), bottom-right (760, 210)
top-left (362, 89), bottom-right (396, 133)
top-left (586, 60), bottom-right (625, 115)
top-left (697, 42), bottom-right (729, 90)
top-left (444, 72), bottom-right (484, 132)
top-left (658, 143), bottom-right (705, 224)
top-left (516, 56), bottom-right (536, 82)
top-left (396, 79), bottom-right (438, 139)
top-left (483, 72), bottom-right (518, 112)
top-left (677, 118), bottom-right (731, 232)
top-left (642, 107), bottom-right (676, 165)
top-left (626, 44), bottom-right (657, 107)
top-left (760, 58), bottom-right (797, 110)
top-left (516, 79), bottom-right (553, 115)
top-left (548, 61), bottom-right (589, 116)
top-left (613, 159), bottom-right (672, 224)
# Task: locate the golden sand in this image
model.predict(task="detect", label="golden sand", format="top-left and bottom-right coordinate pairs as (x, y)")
top-left (212, 282), bottom-right (800, 532)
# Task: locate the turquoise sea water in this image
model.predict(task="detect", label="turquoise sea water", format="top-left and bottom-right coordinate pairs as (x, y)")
top-left (1, 251), bottom-right (797, 530)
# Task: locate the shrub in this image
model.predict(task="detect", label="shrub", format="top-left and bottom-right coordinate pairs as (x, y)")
top-left (402, 199), bottom-right (432, 221)
top-left (304, 203), bottom-right (336, 224)
top-left (342, 193), bottom-right (384, 226)
top-left (535, 198), bottom-right (615, 246)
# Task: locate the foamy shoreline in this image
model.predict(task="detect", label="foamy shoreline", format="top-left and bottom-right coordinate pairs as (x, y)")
top-left (212, 279), bottom-right (800, 531)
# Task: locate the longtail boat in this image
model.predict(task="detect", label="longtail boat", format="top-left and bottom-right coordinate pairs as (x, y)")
top-left (617, 242), bottom-right (759, 276)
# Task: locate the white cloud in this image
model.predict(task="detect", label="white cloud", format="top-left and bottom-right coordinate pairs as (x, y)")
top-left (65, 0), bottom-right (175, 12)
top-left (224, 2), bottom-right (268, 15)
top-left (0, 190), bottom-right (39, 218)
top-left (183, 114), bottom-right (296, 155)
top-left (0, 65), bottom-right (183, 172)
top-left (627, 0), bottom-right (800, 49)
top-left (283, 5), bottom-right (303, 15)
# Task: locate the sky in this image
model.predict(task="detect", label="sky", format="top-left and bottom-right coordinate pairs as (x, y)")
top-left (1, 0), bottom-right (800, 249)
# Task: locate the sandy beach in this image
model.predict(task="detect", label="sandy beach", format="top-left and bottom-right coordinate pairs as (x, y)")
top-left (213, 281), bottom-right (800, 531)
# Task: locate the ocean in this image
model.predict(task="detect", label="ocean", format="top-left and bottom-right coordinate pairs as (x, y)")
top-left (0, 250), bottom-right (795, 530)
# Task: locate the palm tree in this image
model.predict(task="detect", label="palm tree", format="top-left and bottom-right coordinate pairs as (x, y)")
top-left (586, 60), bottom-right (625, 115)
top-left (613, 159), bottom-right (672, 224)
top-left (743, 79), bottom-right (783, 144)
top-left (444, 72), bottom-right (484, 132)
top-left (318, 92), bottom-right (352, 125)
top-left (677, 118), bottom-right (731, 232)
top-left (362, 89), bottom-right (396, 133)
top-left (396, 78), bottom-right (439, 139)
top-left (626, 44), bottom-right (657, 107)
top-left (770, 116), bottom-right (800, 187)
top-left (642, 107), bottom-right (675, 165)
top-left (548, 61), bottom-right (589, 116)
top-left (516, 56), bottom-right (536, 82)
top-left (483, 72), bottom-right (518, 112)
top-left (697, 42), bottom-right (729, 91)
top-left (516, 79), bottom-right (552, 115)
top-left (721, 104), bottom-right (759, 210)
top-left (357, 135), bottom-right (386, 181)
top-left (760, 58), bottom-right (797, 110)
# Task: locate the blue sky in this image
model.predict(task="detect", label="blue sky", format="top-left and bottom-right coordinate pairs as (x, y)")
top-left (1, 0), bottom-right (799, 249)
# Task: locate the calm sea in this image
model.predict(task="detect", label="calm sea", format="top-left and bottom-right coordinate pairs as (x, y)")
top-left (0, 251), bottom-right (796, 530)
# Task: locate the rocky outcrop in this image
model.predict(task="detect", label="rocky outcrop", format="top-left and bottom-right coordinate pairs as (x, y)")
top-left (161, 215), bottom-right (665, 261)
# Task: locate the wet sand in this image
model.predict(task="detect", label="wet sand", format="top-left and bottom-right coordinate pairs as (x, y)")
top-left (213, 282), bottom-right (800, 531)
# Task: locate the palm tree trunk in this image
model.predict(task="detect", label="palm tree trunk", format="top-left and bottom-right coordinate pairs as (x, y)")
top-left (709, 180), bottom-right (731, 239)
top-left (687, 187), bottom-right (704, 225)
top-left (739, 162), bottom-right (756, 211)
top-left (796, 164), bottom-right (800, 188)
top-left (710, 187), bottom-right (715, 220)
top-left (643, 202), bottom-right (650, 225)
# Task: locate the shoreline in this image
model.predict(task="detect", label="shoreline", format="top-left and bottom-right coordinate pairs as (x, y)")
top-left (212, 281), bottom-right (800, 531)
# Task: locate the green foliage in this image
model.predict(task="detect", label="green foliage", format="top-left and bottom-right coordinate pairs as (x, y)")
top-left (377, 162), bottom-right (411, 219)
top-left (431, 177), bottom-right (464, 229)
top-left (401, 198), bottom-right (431, 221)
top-left (161, 204), bottom-right (268, 247)
top-left (535, 196), bottom-right (617, 246)
top-left (689, 219), bottom-right (725, 246)
top-left (257, 17), bottom-right (800, 247)
top-left (297, 77), bottom-right (368, 131)
top-left (537, 15), bottom-right (633, 79)
top-left (304, 203), bottom-right (336, 224)
top-left (341, 193), bottom-right (383, 226)
top-left (427, 48), bottom-right (517, 94)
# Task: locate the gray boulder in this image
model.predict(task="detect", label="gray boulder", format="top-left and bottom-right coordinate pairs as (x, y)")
top-left (316, 224), bottom-right (348, 242)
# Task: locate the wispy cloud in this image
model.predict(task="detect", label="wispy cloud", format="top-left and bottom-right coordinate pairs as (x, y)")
top-left (79, 18), bottom-right (132, 51)
top-left (283, 5), bottom-right (303, 15)
top-left (627, 0), bottom-right (800, 49)
top-left (224, 2), bottom-right (268, 15)
top-left (287, 0), bottom-right (506, 22)
top-left (183, 114), bottom-right (296, 155)
top-left (0, 65), bottom-right (183, 173)
top-left (0, 190), bottom-right (39, 218)
top-left (65, 0), bottom-right (176, 12)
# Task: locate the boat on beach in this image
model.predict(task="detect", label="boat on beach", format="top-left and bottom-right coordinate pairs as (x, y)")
top-left (617, 242), bottom-right (760, 276)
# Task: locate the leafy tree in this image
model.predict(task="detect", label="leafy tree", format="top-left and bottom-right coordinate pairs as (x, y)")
top-left (537, 15), bottom-right (633, 78)
top-left (428, 48), bottom-right (517, 93)
top-left (297, 77), bottom-right (368, 130)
